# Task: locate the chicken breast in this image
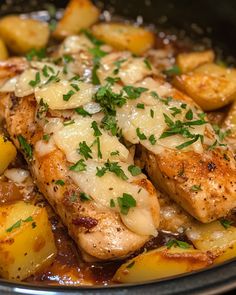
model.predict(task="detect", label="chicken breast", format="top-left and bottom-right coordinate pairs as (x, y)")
top-left (0, 68), bottom-right (160, 261)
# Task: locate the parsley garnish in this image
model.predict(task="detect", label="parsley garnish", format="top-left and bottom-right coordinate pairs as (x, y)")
top-left (110, 150), bottom-right (120, 156)
top-left (6, 216), bottom-right (34, 232)
top-left (81, 29), bottom-right (104, 46)
top-left (128, 165), bottom-right (142, 176)
top-left (213, 124), bottom-right (231, 142)
top-left (96, 161), bottom-right (128, 180)
top-left (191, 184), bottom-right (202, 192)
top-left (166, 239), bottom-right (190, 249)
top-left (136, 128), bottom-right (147, 140)
top-left (75, 107), bottom-right (91, 117)
top-left (42, 134), bottom-right (51, 142)
top-left (78, 141), bottom-right (92, 160)
top-left (150, 109), bottom-right (154, 118)
top-left (117, 193), bottom-right (136, 215)
top-left (170, 107), bottom-right (181, 117)
top-left (163, 65), bottom-right (181, 77)
top-left (91, 121), bottom-right (102, 137)
top-left (37, 98), bottom-right (49, 119)
top-left (113, 58), bottom-right (127, 75)
top-left (69, 159), bottom-right (86, 172)
top-left (29, 72), bottom-right (41, 87)
top-left (63, 89), bottom-right (75, 101)
top-left (101, 115), bottom-right (119, 136)
top-left (149, 134), bottom-right (157, 145)
top-left (220, 219), bottom-right (233, 229)
top-left (136, 103), bottom-right (145, 109)
top-left (70, 83), bottom-right (80, 91)
top-left (110, 198), bottom-right (116, 208)
top-left (17, 135), bottom-right (33, 159)
top-left (26, 48), bottom-right (46, 61)
top-left (55, 179), bottom-right (65, 186)
top-left (80, 192), bottom-right (92, 202)
top-left (185, 109), bottom-right (193, 120)
top-left (96, 137), bottom-right (102, 159)
top-left (144, 58), bottom-right (152, 70)
top-left (123, 86), bottom-right (148, 99)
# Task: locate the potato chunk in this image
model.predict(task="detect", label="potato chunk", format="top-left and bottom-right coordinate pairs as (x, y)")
top-left (113, 246), bottom-right (212, 283)
top-left (0, 135), bottom-right (16, 175)
top-left (176, 50), bottom-right (215, 73)
top-left (223, 100), bottom-right (236, 138)
top-left (53, 0), bottom-right (100, 39)
top-left (0, 201), bottom-right (56, 280)
top-left (186, 221), bottom-right (236, 264)
top-left (0, 38), bottom-right (8, 60)
top-left (92, 23), bottom-right (155, 55)
top-left (0, 16), bottom-right (49, 54)
top-left (174, 63), bottom-right (236, 111)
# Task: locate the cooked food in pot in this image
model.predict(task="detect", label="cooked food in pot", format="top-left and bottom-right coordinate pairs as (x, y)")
top-left (0, 0), bottom-right (236, 286)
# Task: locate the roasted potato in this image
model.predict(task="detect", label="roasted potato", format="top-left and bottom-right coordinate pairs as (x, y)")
top-left (0, 38), bottom-right (8, 60)
top-left (223, 100), bottom-right (236, 138)
top-left (176, 50), bottom-right (215, 73)
top-left (0, 135), bottom-right (16, 175)
top-left (0, 16), bottom-right (49, 54)
top-left (113, 246), bottom-right (212, 283)
top-left (186, 221), bottom-right (236, 264)
top-left (174, 63), bottom-right (236, 111)
top-left (53, 0), bottom-right (100, 39)
top-left (92, 23), bottom-right (155, 55)
top-left (0, 201), bottom-right (57, 280)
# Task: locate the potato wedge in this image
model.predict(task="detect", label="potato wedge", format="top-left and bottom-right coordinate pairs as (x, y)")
top-left (0, 38), bottom-right (8, 60)
top-left (186, 221), bottom-right (236, 264)
top-left (0, 201), bottom-right (57, 280)
top-left (176, 50), bottom-right (215, 73)
top-left (174, 63), bottom-right (236, 111)
top-left (0, 135), bottom-right (16, 175)
top-left (92, 23), bottom-right (155, 55)
top-left (53, 0), bottom-right (100, 40)
top-left (223, 100), bottom-right (236, 138)
top-left (0, 16), bottom-right (49, 54)
top-left (113, 246), bottom-right (212, 283)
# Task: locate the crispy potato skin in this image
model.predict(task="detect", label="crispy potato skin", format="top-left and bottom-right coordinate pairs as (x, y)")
top-left (0, 38), bottom-right (8, 60)
top-left (114, 246), bottom-right (213, 283)
top-left (0, 16), bottom-right (49, 54)
top-left (174, 63), bottom-right (236, 111)
top-left (176, 50), bottom-right (215, 73)
top-left (141, 147), bottom-right (236, 223)
top-left (92, 23), bottom-right (155, 54)
top-left (0, 135), bottom-right (16, 175)
top-left (53, 0), bottom-right (100, 39)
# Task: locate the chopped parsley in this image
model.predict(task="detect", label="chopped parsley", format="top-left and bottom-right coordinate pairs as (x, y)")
top-left (78, 141), bottom-right (92, 160)
top-left (110, 198), bottom-right (116, 208)
top-left (170, 107), bottom-right (181, 117)
top-left (113, 58), bottom-right (127, 75)
top-left (163, 65), bottom-right (181, 77)
top-left (144, 58), bottom-right (152, 70)
top-left (96, 161), bottom-right (128, 180)
top-left (37, 98), bottom-right (49, 119)
top-left (213, 124), bottom-right (231, 142)
top-left (29, 72), bottom-right (41, 87)
top-left (69, 159), bottom-right (86, 172)
top-left (149, 134), bottom-right (157, 145)
top-left (70, 83), bottom-right (80, 92)
top-left (63, 89), bottom-right (75, 101)
top-left (136, 103), bottom-right (145, 109)
top-left (91, 121), bottom-right (102, 137)
top-left (151, 91), bottom-right (172, 105)
top-left (55, 179), bottom-right (65, 186)
top-left (17, 135), bottom-right (33, 159)
top-left (136, 128), bottom-right (147, 140)
top-left (80, 192), bottom-right (92, 202)
top-left (185, 109), bottom-right (193, 120)
top-left (96, 137), bottom-right (102, 159)
top-left (220, 219), bottom-right (233, 229)
top-left (166, 239), bottom-right (190, 249)
top-left (128, 165), bottom-right (142, 176)
top-left (75, 107), bottom-right (91, 117)
top-left (150, 109), bottom-right (154, 118)
top-left (105, 76), bottom-right (121, 85)
top-left (81, 29), bottom-right (104, 46)
top-left (110, 150), bottom-right (120, 156)
top-left (123, 85), bottom-right (148, 99)
top-left (101, 115), bottom-right (119, 136)
top-left (191, 184), bottom-right (202, 192)
top-left (6, 216), bottom-right (34, 233)
top-left (42, 134), bottom-right (51, 142)
top-left (117, 193), bottom-right (136, 215)
top-left (26, 48), bottom-right (46, 61)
